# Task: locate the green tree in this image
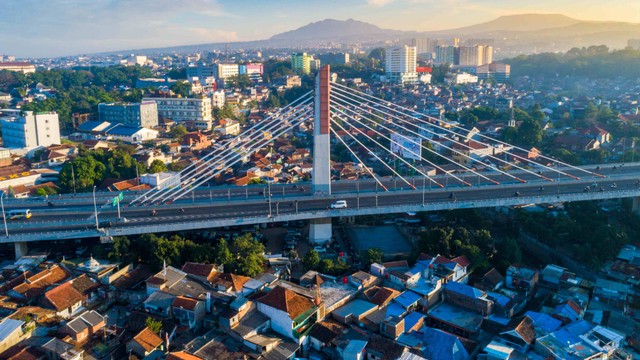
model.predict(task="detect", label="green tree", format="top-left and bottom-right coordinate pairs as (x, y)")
top-left (148, 160), bottom-right (167, 174)
top-left (517, 119), bottom-right (543, 147)
top-left (145, 317), bottom-right (162, 334)
top-left (227, 74), bottom-right (251, 89)
top-left (170, 81), bottom-right (191, 97)
top-left (302, 250), bottom-right (320, 270)
top-left (109, 236), bottom-right (131, 263)
top-left (368, 48), bottom-right (386, 62)
top-left (170, 125), bottom-right (188, 140)
top-left (364, 248), bottom-right (384, 265)
top-left (58, 156), bottom-right (106, 192)
top-left (229, 233), bottom-right (265, 277)
top-left (215, 239), bottom-right (233, 266)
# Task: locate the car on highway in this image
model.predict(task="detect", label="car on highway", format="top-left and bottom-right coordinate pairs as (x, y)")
top-left (6, 209), bottom-right (32, 220)
top-left (330, 200), bottom-right (347, 209)
top-left (99, 221), bottom-right (113, 228)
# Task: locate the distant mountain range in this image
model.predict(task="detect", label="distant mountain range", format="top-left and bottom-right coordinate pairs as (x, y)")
top-left (95, 14), bottom-right (640, 58)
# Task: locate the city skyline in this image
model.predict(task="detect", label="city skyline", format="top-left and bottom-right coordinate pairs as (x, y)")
top-left (1, 0), bottom-right (640, 58)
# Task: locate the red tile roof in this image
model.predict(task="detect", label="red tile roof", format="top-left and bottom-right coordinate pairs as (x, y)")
top-left (172, 296), bottom-right (199, 311)
top-left (133, 327), bottom-right (163, 352)
top-left (451, 255), bottom-right (470, 268)
top-left (212, 273), bottom-right (250, 292)
top-left (44, 282), bottom-right (84, 311)
top-left (256, 285), bottom-right (315, 320)
top-left (10, 265), bottom-right (71, 301)
top-left (166, 352), bottom-right (203, 360)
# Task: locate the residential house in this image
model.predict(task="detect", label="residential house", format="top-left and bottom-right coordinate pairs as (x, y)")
top-left (496, 316), bottom-right (536, 353)
top-left (0, 345), bottom-right (46, 360)
top-left (505, 264), bottom-right (538, 294)
top-left (69, 274), bottom-right (100, 305)
top-left (308, 321), bottom-right (345, 351)
top-left (416, 326), bottom-right (470, 360)
top-left (61, 310), bottom-right (105, 343)
top-left (42, 282), bottom-right (84, 318)
top-left (364, 286), bottom-right (401, 308)
top-left (6, 264), bottom-right (71, 304)
top-left (443, 282), bottom-right (493, 315)
top-left (211, 273), bottom-right (251, 295)
top-left (349, 271), bottom-right (380, 290)
top-left (172, 296), bottom-right (206, 330)
top-left (0, 318), bottom-right (28, 353)
top-left (144, 290), bottom-right (176, 317)
top-left (181, 262), bottom-right (221, 284)
top-left (332, 299), bottom-right (378, 324)
top-left (381, 316), bottom-right (405, 339)
top-left (181, 131), bottom-right (212, 150)
top-left (41, 338), bottom-right (83, 360)
top-left (126, 327), bottom-right (164, 358)
top-left (255, 285), bottom-right (319, 343)
top-left (552, 300), bottom-right (584, 324)
top-left (475, 268), bottom-right (504, 292)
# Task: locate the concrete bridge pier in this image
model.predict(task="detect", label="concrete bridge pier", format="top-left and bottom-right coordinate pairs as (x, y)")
top-left (632, 197), bottom-right (640, 215)
top-left (309, 65), bottom-right (333, 246)
top-left (309, 218), bottom-right (332, 245)
top-left (14, 242), bottom-right (28, 259)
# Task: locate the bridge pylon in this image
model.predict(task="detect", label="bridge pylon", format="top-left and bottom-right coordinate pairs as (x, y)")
top-left (309, 65), bottom-right (333, 246)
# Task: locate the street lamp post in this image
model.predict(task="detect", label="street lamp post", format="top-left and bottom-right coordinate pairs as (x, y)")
top-left (422, 178), bottom-right (426, 207)
top-left (1, 191), bottom-right (8, 237)
top-left (93, 186), bottom-right (99, 230)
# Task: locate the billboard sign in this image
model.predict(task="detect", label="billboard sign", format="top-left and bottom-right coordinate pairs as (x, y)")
top-left (390, 132), bottom-right (421, 161)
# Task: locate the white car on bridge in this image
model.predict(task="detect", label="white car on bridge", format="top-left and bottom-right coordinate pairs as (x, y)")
top-left (330, 200), bottom-right (347, 209)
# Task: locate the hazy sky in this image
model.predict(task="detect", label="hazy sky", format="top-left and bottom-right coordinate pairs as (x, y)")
top-left (2, 0), bottom-right (640, 58)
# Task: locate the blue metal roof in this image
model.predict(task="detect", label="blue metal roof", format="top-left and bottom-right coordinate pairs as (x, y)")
top-left (77, 120), bottom-right (108, 132)
top-left (403, 311), bottom-right (425, 333)
top-left (553, 303), bottom-right (580, 322)
top-left (421, 326), bottom-right (469, 360)
top-left (445, 281), bottom-right (484, 300)
top-left (524, 311), bottom-right (562, 333)
top-left (0, 318), bottom-right (24, 341)
top-left (394, 290), bottom-right (421, 308)
top-left (386, 302), bottom-right (406, 318)
top-left (105, 124), bottom-right (145, 136)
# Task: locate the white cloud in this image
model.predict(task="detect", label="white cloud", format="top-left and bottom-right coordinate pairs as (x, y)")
top-left (367, 0), bottom-right (395, 6)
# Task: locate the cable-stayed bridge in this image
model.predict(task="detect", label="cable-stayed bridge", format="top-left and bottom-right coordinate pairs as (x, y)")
top-left (4, 66), bottom-right (640, 257)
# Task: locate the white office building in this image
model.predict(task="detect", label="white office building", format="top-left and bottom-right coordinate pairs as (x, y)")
top-left (143, 97), bottom-right (213, 130)
top-left (216, 64), bottom-right (239, 80)
top-left (385, 46), bottom-right (417, 84)
top-left (1, 111), bottom-right (60, 149)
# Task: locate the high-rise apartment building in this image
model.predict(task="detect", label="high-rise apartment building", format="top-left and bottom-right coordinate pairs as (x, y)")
top-left (1, 111), bottom-right (60, 149)
top-left (411, 38), bottom-right (436, 54)
top-left (143, 97), bottom-right (213, 130)
top-left (385, 46), bottom-right (417, 84)
top-left (435, 46), bottom-right (457, 65)
top-left (291, 53), bottom-right (311, 75)
top-left (98, 101), bottom-right (158, 129)
top-left (437, 45), bottom-right (493, 66)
